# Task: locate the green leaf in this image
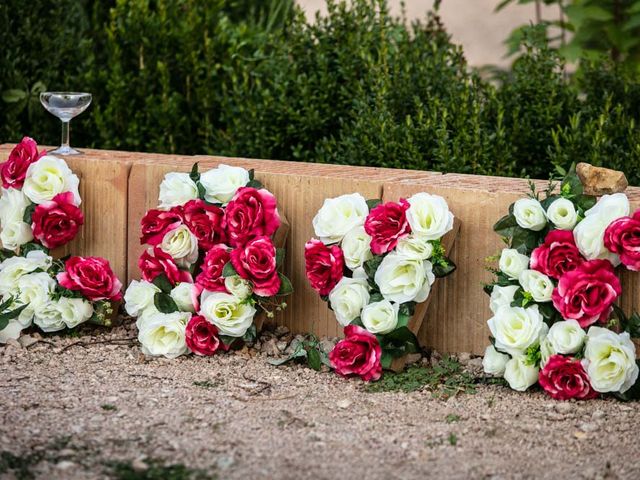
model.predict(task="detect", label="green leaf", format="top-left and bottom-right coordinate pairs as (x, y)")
top-left (189, 162), bottom-right (200, 183)
top-left (248, 169), bottom-right (255, 182)
top-left (222, 262), bottom-right (238, 278)
top-left (380, 351), bottom-right (393, 369)
top-left (493, 212), bottom-right (518, 237)
top-left (276, 273), bottom-right (293, 296)
top-left (152, 274), bottom-right (173, 293)
top-left (20, 242), bottom-right (48, 257)
top-left (349, 317), bottom-right (364, 328)
top-left (196, 181), bottom-right (207, 200)
top-left (0, 249), bottom-right (15, 262)
top-left (433, 258), bottom-right (456, 278)
top-left (510, 226), bottom-right (540, 254)
top-left (307, 347), bottom-right (322, 371)
top-left (23, 203), bottom-right (36, 224)
top-left (366, 198), bottom-right (382, 210)
top-left (378, 326), bottom-right (420, 361)
top-left (2, 89), bottom-right (27, 103)
top-left (242, 324), bottom-right (258, 343)
top-left (30, 81), bottom-right (47, 95)
top-left (276, 248), bottom-right (285, 268)
top-left (0, 304), bottom-right (28, 331)
top-left (396, 312), bottom-right (410, 329)
top-left (154, 292), bottom-right (179, 314)
top-left (246, 179), bottom-right (264, 189)
top-left (560, 168), bottom-right (583, 198)
top-left (364, 255), bottom-right (384, 280)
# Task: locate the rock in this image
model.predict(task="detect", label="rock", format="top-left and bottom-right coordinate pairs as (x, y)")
top-left (467, 358), bottom-right (484, 369)
top-left (216, 456), bottom-right (235, 470)
top-left (336, 399), bottom-right (352, 409)
top-left (261, 338), bottom-right (280, 356)
top-left (5, 339), bottom-right (21, 349)
top-left (56, 461), bottom-right (76, 471)
top-left (320, 338), bottom-right (337, 354)
top-left (579, 422), bottom-right (599, 433)
top-left (276, 341), bottom-right (288, 352)
top-left (457, 352), bottom-right (471, 365)
top-left (18, 335), bottom-right (39, 348)
top-left (554, 402), bottom-right (572, 415)
top-left (591, 410), bottom-right (606, 421)
top-left (131, 457), bottom-right (148, 472)
top-left (404, 353), bottom-right (422, 366)
top-left (576, 163), bottom-right (628, 196)
top-left (274, 325), bottom-right (290, 338)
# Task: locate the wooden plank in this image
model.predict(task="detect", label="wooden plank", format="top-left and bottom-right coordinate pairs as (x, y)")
top-left (385, 174), bottom-right (640, 355)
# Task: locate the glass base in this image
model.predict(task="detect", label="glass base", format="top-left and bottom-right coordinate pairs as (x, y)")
top-left (50, 145), bottom-right (82, 155)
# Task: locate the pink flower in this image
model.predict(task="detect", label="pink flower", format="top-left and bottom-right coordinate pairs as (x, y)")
top-left (329, 325), bottom-right (382, 382)
top-left (304, 239), bottom-right (344, 296)
top-left (31, 192), bottom-right (84, 249)
top-left (531, 230), bottom-right (584, 279)
top-left (57, 256), bottom-right (123, 301)
top-left (138, 246), bottom-right (192, 286)
top-left (230, 236), bottom-right (280, 297)
top-left (551, 259), bottom-right (622, 328)
top-left (139, 207), bottom-right (183, 246)
top-left (364, 199), bottom-right (411, 255)
top-left (225, 187), bottom-right (280, 247)
top-left (604, 211), bottom-right (640, 271)
top-left (196, 244), bottom-right (231, 292)
top-left (538, 354), bottom-right (598, 401)
top-left (183, 199), bottom-right (226, 250)
top-left (185, 315), bottom-right (220, 356)
top-left (1, 137), bottom-right (45, 189)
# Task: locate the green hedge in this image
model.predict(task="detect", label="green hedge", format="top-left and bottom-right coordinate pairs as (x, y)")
top-left (2, 0), bottom-right (639, 185)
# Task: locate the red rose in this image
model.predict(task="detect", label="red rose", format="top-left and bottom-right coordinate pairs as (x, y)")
top-left (196, 244), bottom-right (231, 292)
top-left (140, 207), bottom-right (183, 246)
top-left (329, 325), bottom-right (382, 382)
top-left (604, 211), bottom-right (640, 271)
top-left (225, 187), bottom-right (280, 247)
top-left (31, 192), bottom-right (84, 249)
top-left (364, 199), bottom-right (411, 255)
top-left (538, 354), bottom-right (598, 401)
top-left (185, 315), bottom-right (220, 356)
top-left (57, 256), bottom-right (123, 301)
top-left (551, 259), bottom-right (622, 328)
top-left (304, 239), bottom-right (344, 296)
top-left (138, 246), bottom-right (192, 286)
top-left (183, 199), bottom-right (226, 250)
top-left (230, 236), bottom-right (280, 296)
top-left (1, 137), bottom-right (45, 189)
top-left (531, 230), bottom-right (584, 279)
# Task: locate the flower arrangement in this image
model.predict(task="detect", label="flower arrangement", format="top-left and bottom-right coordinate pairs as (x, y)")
top-left (0, 137), bottom-right (83, 254)
top-left (304, 192), bottom-right (456, 381)
top-left (482, 168), bottom-right (640, 400)
top-left (126, 163), bottom-right (292, 358)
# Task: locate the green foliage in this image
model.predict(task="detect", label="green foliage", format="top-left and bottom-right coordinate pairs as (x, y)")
top-left (2, 0), bottom-right (640, 186)
top-left (109, 458), bottom-right (214, 480)
top-left (268, 334), bottom-right (329, 371)
top-left (365, 356), bottom-right (476, 398)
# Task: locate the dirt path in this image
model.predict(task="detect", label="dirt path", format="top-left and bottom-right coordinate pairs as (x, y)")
top-left (1, 325), bottom-right (638, 479)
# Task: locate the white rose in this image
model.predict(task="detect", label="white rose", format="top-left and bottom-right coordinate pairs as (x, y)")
top-left (22, 155), bottom-right (80, 205)
top-left (328, 277), bottom-right (370, 326)
top-left (406, 192), bottom-right (454, 240)
top-left (0, 250), bottom-right (52, 297)
top-left (488, 305), bottom-right (545, 357)
top-left (0, 221), bottom-right (33, 251)
top-left (0, 188), bottom-right (30, 227)
top-left (341, 226), bottom-right (373, 270)
top-left (395, 235), bottom-right (434, 260)
top-left (375, 252), bottom-right (434, 304)
top-left (498, 248), bottom-right (529, 280)
top-left (503, 355), bottom-right (539, 391)
top-left (158, 172), bottom-right (199, 208)
top-left (489, 285), bottom-right (519, 314)
top-left (170, 282), bottom-right (197, 312)
top-left (513, 198), bottom-right (546, 231)
top-left (160, 225), bottom-right (198, 267)
top-left (518, 269), bottom-right (553, 303)
top-left (586, 192), bottom-right (630, 220)
top-left (312, 193), bottom-right (368, 244)
top-left (16, 272), bottom-right (56, 324)
top-left (224, 276), bottom-right (253, 301)
top-left (33, 301), bottom-right (66, 332)
top-left (546, 198), bottom-right (578, 230)
top-left (57, 297), bottom-right (94, 329)
top-left (584, 327), bottom-right (639, 393)
top-left (361, 300), bottom-right (399, 334)
top-left (482, 345), bottom-right (510, 376)
top-left (137, 311), bottom-right (190, 358)
top-left (0, 317), bottom-right (28, 343)
top-left (199, 291), bottom-right (256, 337)
top-left (199, 164), bottom-right (250, 205)
top-left (540, 337), bottom-right (554, 367)
top-left (546, 319), bottom-right (585, 355)
top-left (124, 280), bottom-right (160, 317)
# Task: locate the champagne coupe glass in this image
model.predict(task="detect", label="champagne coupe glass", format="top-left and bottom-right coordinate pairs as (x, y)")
top-left (40, 92), bottom-right (92, 155)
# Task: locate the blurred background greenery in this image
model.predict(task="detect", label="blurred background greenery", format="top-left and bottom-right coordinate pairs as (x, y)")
top-left (1, 0), bottom-right (639, 184)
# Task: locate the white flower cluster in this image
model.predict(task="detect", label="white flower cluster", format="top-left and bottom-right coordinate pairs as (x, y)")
top-left (0, 251), bottom-right (93, 342)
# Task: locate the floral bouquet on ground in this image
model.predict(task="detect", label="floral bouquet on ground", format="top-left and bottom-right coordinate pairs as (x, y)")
top-left (482, 167), bottom-right (640, 400)
top-left (0, 252), bottom-right (122, 342)
top-left (0, 137), bottom-right (83, 255)
top-left (303, 192), bottom-right (456, 381)
top-left (126, 163), bottom-right (292, 359)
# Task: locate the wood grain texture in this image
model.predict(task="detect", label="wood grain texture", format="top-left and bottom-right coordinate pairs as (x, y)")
top-left (385, 174), bottom-right (640, 355)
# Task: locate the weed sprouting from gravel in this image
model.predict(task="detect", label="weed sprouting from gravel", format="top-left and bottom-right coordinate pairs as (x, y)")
top-left (193, 380), bottom-right (221, 389)
top-left (109, 459), bottom-right (215, 480)
top-left (102, 404), bottom-right (117, 411)
top-left (448, 433), bottom-right (458, 446)
top-left (0, 451), bottom-right (42, 480)
top-left (365, 357), bottom-right (476, 398)
top-left (445, 414), bottom-right (461, 424)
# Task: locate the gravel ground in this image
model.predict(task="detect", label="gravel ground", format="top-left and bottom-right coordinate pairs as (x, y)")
top-left (1, 324), bottom-right (639, 480)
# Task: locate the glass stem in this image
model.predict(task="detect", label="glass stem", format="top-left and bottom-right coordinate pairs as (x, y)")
top-left (61, 120), bottom-right (70, 149)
